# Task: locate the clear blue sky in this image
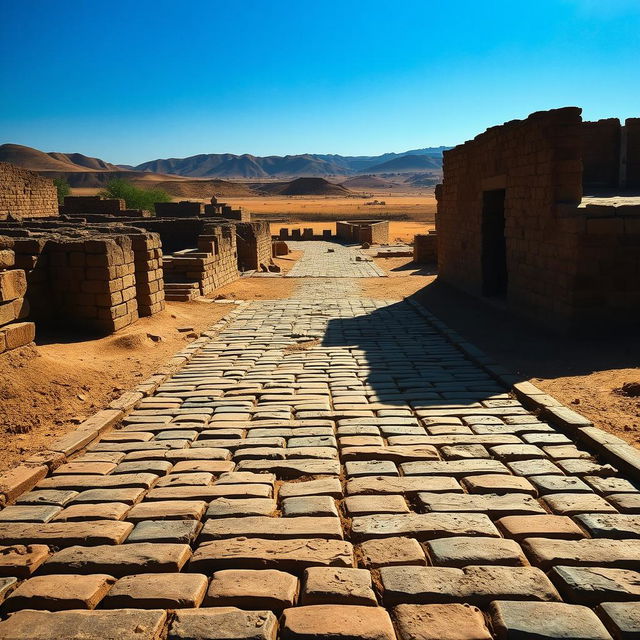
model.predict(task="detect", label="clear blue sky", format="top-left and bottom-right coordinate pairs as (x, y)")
top-left (1, 0), bottom-right (639, 165)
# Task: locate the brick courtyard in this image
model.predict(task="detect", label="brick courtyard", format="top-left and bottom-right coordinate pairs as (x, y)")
top-left (0, 243), bottom-right (638, 639)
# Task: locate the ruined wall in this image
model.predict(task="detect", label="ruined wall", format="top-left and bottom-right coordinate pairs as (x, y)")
top-left (627, 118), bottom-right (640, 188)
top-left (0, 163), bottom-right (58, 219)
top-left (336, 220), bottom-right (389, 244)
top-left (0, 236), bottom-right (35, 353)
top-left (62, 196), bottom-right (125, 216)
top-left (155, 201), bottom-right (204, 218)
top-left (236, 222), bottom-right (272, 271)
top-left (582, 119), bottom-right (621, 188)
top-left (437, 107), bottom-right (584, 330)
top-left (131, 233), bottom-right (165, 317)
top-left (413, 232), bottom-right (438, 264)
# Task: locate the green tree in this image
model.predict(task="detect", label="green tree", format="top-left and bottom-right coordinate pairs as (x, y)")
top-left (53, 177), bottom-right (71, 204)
top-left (99, 178), bottom-right (171, 212)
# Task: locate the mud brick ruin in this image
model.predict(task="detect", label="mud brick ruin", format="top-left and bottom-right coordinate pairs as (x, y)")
top-left (436, 107), bottom-right (640, 331)
top-left (0, 162), bottom-right (274, 348)
top-left (336, 220), bottom-right (389, 244)
top-left (413, 231), bottom-right (438, 264)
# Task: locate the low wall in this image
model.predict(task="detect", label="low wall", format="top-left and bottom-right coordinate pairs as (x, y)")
top-left (0, 163), bottom-right (58, 220)
top-left (413, 232), bottom-right (438, 263)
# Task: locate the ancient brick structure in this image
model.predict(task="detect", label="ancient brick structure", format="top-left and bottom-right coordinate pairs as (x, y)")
top-left (155, 201), bottom-right (204, 218)
top-left (0, 163), bottom-right (58, 219)
top-left (60, 196), bottom-right (150, 218)
top-left (131, 233), bottom-right (165, 317)
top-left (0, 236), bottom-right (35, 353)
top-left (336, 220), bottom-right (389, 244)
top-left (413, 231), bottom-right (438, 264)
top-left (436, 107), bottom-right (640, 332)
top-left (236, 221), bottom-right (272, 271)
top-left (205, 197), bottom-right (251, 221)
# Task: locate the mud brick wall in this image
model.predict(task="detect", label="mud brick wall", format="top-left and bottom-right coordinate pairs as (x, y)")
top-left (626, 118), bottom-right (640, 188)
top-left (582, 119), bottom-right (621, 188)
top-left (61, 196), bottom-right (125, 216)
top-left (130, 233), bottom-right (165, 317)
top-left (0, 236), bottom-right (35, 353)
top-left (11, 238), bottom-right (51, 322)
top-left (155, 201), bottom-right (204, 218)
top-left (47, 236), bottom-right (139, 333)
top-left (236, 221), bottom-right (272, 271)
top-left (164, 224), bottom-right (239, 296)
top-left (336, 220), bottom-right (389, 244)
top-left (204, 203), bottom-right (251, 221)
top-left (413, 232), bottom-right (438, 263)
top-left (437, 107), bottom-right (584, 331)
top-left (0, 163), bottom-right (58, 219)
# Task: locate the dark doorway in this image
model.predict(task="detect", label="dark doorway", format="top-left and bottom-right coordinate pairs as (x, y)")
top-left (481, 189), bottom-right (507, 297)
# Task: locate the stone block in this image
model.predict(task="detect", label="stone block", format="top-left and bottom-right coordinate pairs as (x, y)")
top-left (393, 603), bottom-right (492, 640)
top-left (358, 537), bottom-right (427, 568)
top-left (300, 567), bottom-right (377, 606)
top-left (169, 608), bottom-right (278, 640)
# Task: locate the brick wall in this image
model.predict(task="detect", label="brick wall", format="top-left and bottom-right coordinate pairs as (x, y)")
top-left (582, 119), bottom-right (621, 188)
top-left (62, 196), bottom-right (125, 216)
top-left (131, 233), bottom-right (165, 317)
top-left (236, 222), bottom-right (272, 271)
top-left (627, 118), bottom-right (640, 188)
top-left (336, 220), bottom-right (389, 244)
top-left (413, 232), bottom-right (438, 264)
top-left (0, 163), bottom-right (58, 219)
top-left (155, 201), bottom-right (204, 218)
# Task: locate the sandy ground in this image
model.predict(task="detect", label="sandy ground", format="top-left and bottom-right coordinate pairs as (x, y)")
top-left (0, 301), bottom-right (235, 472)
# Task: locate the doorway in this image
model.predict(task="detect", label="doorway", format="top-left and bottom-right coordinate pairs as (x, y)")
top-left (481, 189), bottom-right (507, 297)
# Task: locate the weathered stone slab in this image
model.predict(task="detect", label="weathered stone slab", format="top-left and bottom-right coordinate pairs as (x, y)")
top-left (489, 600), bottom-right (612, 640)
top-left (300, 567), bottom-right (377, 606)
top-left (523, 538), bottom-right (640, 570)
top-left (425, 536), bottom-right (528, 567)
top-left (0, 609), bottom-right (167, 640)
top-left (189, 538), bottom-right (354, 573)
top-left (127, 520), bottom-right (202, 544)
top-left (416, 492), bottom-right (546, 516)
top-left (496, 514), bottom-right (586, 540)
top-left (0, 521), bottom-right (133, 546)
top-left (126, 500), bottom-right (207, 522)
top-left (380, 565), bottom-right (560, 606)
top-left (346, 476), bottom-right (462, 496)
top-left (279, 478), bottom-right (343, 499)
top-left (237, 459), bottom-right (341, 477)
top-left (393, 603), bottom-right (492, 640)
top-left (401, 460), bottom-right (509, 477)
top-left (351, 512), bottom-right (500, 541)
top-left (41, 542), bottom-right (192, 576)
top-left (280, 604), bottom-right (396, 640)
top-left (551, 565), bottom-right (640, 605)
top-left (597, 601), bottom-right (640, 640)
top-left (0, 544), bottom-right (50, 577)
top-left (169, 608), bottom-right (278, 640)
top-left (575, 514), bottom-right (640, 539)
top-left (200, 516), bottom-right (344, 541)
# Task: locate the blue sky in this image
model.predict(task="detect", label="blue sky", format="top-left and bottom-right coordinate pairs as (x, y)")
top-left (1, 0), bottom-right (639, 165)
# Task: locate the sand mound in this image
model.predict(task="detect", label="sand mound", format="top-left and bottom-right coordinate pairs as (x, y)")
top-left (273, 177), bottom-right (351, 196)
top-left (106, 332), bottom-right (159, 351)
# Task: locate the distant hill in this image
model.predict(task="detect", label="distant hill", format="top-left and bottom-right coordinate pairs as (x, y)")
top-left (258, 177), bottom-right (351, 196)
top-left (341, 175), bottom-right (398, 190)
top-left (365, 154), bottom-right (443, 173)
top-left (134, 146), bottom-right (449, 179)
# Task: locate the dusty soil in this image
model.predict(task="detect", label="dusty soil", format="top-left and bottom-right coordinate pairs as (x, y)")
top-left (0, 301), bottom-right (235, 472)
top-left (409, 273), bottom-right (640, 447)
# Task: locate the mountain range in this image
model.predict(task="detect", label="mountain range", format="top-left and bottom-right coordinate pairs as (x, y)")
top-left (133, 147), bottom-right (448, 178)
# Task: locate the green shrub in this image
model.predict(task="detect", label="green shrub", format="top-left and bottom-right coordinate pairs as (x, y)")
top-left (53, 177), bottom-right (71, 204)
top-left (99, 178), bottom-right (171, 212)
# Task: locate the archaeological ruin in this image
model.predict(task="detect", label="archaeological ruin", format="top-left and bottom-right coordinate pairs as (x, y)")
top-left (436, 107), bottom-right (640, 332)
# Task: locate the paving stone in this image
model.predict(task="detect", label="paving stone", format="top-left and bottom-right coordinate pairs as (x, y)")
top-left (0, 544), bottom-right (50, 577)
top-left (341, 446), bottom-right (439, 463)
top-left (597, 601), bottom-right (640, 639)
top-left (53, 462), bottom-right (117, 475)
top-left (507, 459), bottom-right (564, 476)
top-left (282, 496), bottom-right (339, 517)
top-left (575, 515), bottom-right (640, 539)
top-left (496, 514), bottom-right (586, 540)
top-left (351, 512), bottom-right (500, 541)
top-left (0, 505), bottom-right (62, 523)
top-left (54, 502), bottom-right (130, 521)
top-left (425, 536), bottom-right (528, 567)
top-left (530, 475), bottom-right (592, 494)
top-left (112, 460), bottom-right (174, 475)
top-left (557, 459), bottom-right (619, 477)
top-left (542, 493), bottom-right (617, 515)
top-left (358, 536), bottom-right (426, 568)
top-left (127, 519), bottom-right (203, 543)
top-left (609, 494), bottom-right (640, 514)
top-left (70, 487), bottom-right (146, 505)
top-left (216, 472), bottom-right (276, 486)
top-left (279, 478), bottom-right (343, 499)
top-left (551, 565), bottom-right (640, 605)
top-left (344, 494), bottom-right (409, 516)
top-left (416, 492), bottom-right (546, 516)
top-left (206, 498), bottom-right (277, 518)
top-left (489, 444), bottom-right (547, 461)
top-left (380, 564), bottom-right (560, 605)
top-left (205, 569), bottom-right (298, 610)
top-left (200, 516), bottom-right (344, 540)
top-left (171, 460), bottom-right (236, 474)
top-left (127, 500), bottom-right (207, 522)
top-left (145, 484), bottom-right (272, 501)
top-left (401, 460), bottom-right (509, 476)
top-left (102, 572), bottom-right (207, 608)
top-left (393, 603), bottom-right (492, 640)
top-left (345, 460), bottom-right (399, 477)
top-left (300, 567), bottom-right (377, 605)
top-left (280, 604), bottom-right (396, 640)
top-left (42, 542), bottom-right (192, 576)
top-left (189, 538), bottom-right (354, 573)
top-left (441, 444), bottom-right (491, 460)
top-left (0, 521), bottom-right (133, 546)
top-left (346, 476), bottom-right (462, 496)
top-left (585, 477), bottom-right (639, 496)
top-left (0, 609), bottom-right (168, 640)
top-left (237, 459), bottom-right (341, 477)
top-left (2, 574), bottom-right (115, 612)
top-left (16, 490), bottom-right (78, 507)
top-left (460, 474), bottom-right (537, 495)
top-left (37, 473), bottom-right (158, 490)
top-left (523, 538), bottom-right (640, 570)
top-left (0, 577), bottom-right (17, 604)
top-left (155, 472), bottom-right (214, 487)
top-left (169, 608), bottom-right (278, 640)
top-left (489, 600), bottom-right (613, 639)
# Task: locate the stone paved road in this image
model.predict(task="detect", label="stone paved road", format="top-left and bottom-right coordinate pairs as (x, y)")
top-left (0, 296), bottom-right (639, 638)
top-left (285, 241), bottom-right (386, 277)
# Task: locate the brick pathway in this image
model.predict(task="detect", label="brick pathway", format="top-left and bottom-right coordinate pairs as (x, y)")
top-left (0, 295), bottom-right (639, 638)
top-left (285, 241), bottom-right (386, 277)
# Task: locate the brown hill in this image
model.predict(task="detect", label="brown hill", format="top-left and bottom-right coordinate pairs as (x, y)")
top-left (259, 177), bottom-right (352, 196)
top-left (0, 144), bottom-right (83, 172)
top-left (341, 175), bottom-right (398, 190)
top-left (131, 178), bottom-right (255, 199)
